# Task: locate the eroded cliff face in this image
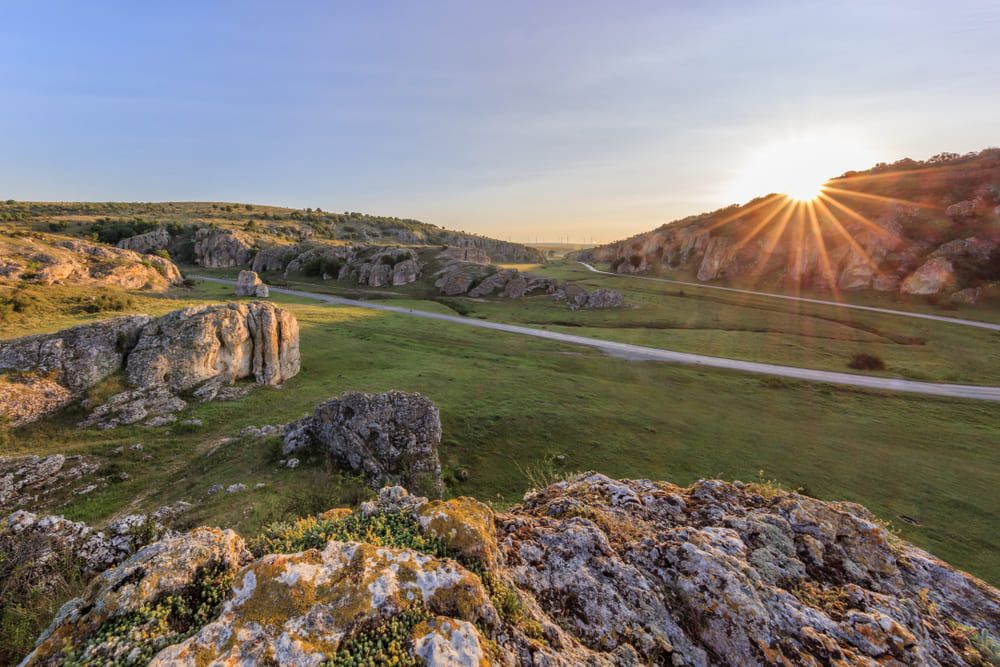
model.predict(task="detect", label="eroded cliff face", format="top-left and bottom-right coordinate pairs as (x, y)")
top-left (18, 474), bottom-right (1000, 666)
top-left (583, 157), bottom-right (1000, 298)
top-left (0, 233), bottom-right (182, 290)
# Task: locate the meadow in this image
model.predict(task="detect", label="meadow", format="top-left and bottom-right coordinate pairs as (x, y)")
top-left (3, 278), bottom-right (999, 587)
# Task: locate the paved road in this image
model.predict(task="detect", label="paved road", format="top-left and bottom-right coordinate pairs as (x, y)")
top-left (579, 262), bottom-right (1000, 332)
top-left (195, 275), bottom-right (1000, 402)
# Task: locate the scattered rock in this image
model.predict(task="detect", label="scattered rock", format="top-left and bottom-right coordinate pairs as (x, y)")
top-left (234, 269), bottom-right (269, 298)
top-left (225, 483), bottom-right (246, 494)
top-left (180, 418), bottom-right (203, 427)
top-left (78, 387), bottom-right (188, 430)
top-left (285, 457), bottom-right (299, 469)
top-left (901, 257), bottom-right (958, 295)
top-left (239, 423), bottom-right (285, 439)
top-left (950, 287), bottom-right (983, 304)
top-left (283, 391), bottom-right (444, 495)
top-left (0, 454), bottom-right (101, 511)
top-left (206, 484), bottom-right (223, 495)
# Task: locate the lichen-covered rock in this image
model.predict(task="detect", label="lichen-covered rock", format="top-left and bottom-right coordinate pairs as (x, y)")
top-left (116, 227), bottom-right (170, 254)
top-left (126, 302), bottom-right (300, 392)
top-left (0, 233), bottom-right (181, 290)
top-left (22, 527), bottom-right (250, 666)
top-left (468, 269), bottom-right (518, 298)
top-left (584, 288), bottom-right (625, 309)
top-left (0, 315), bottom-right (150, 426)
top-left (498, 473), bottom-right (1000, 665)
top-left (901, 257), bottom-right (958, 294)
top-left (553, 283), bottom-right (589, 309)
top-left (193, 228), bottom-right (255, 267)
top-left (235, 269), bottom-right (269, 297)
top-left (283, 391), bottom-right (443, 495)
top-left (152, 540), bottom-right (497, 665)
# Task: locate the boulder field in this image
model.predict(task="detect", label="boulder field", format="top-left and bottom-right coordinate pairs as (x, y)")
top-left (0, 302), bottom-right (300, 428)
top-left (14, 473), bottom-right (1000, 666)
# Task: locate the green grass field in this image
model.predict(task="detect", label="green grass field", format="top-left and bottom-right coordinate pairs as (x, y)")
top-left (4, 278), bottom-right (1000, 586)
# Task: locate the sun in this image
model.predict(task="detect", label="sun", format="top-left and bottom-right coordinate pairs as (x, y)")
top-left (722, 131), bottom-right (878, 205)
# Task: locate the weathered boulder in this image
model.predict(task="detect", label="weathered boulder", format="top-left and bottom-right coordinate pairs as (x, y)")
top-left (283, 391), bottom-right (444, 495)
top-left (234, 269), bottom-right (269, 297)
top-left (946, 200), bottom-right (977, 221)
top-left (468, 269), bottom-right (518, 297)
top-left (434, 262), bottom-right (494, 296)
top-left (78, 386), bottom-right (188, 429)
top-left (0, 234), bottom-right (181, 290)
top-left (126, 302), bottom-right (300, 393)
top-left (392, 257), bottom-right (420, 285)
top-left (901, 257), bottom-right (958, 294)
top-left (553, 283), bottom-right (589, 309)
top-left (116, 227), bottom-right (170, 254)
top-left (0, 316), bottom-right (150, 427)
top-left (585, 288), bottom-right (626, 309)
top-left (193, 228), bottom-right (254, 267)
top-left (21, 527), bottom-right (250, 666)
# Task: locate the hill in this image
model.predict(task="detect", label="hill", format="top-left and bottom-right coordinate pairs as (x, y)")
top-left (581, 149), bottom-right (1000, 302)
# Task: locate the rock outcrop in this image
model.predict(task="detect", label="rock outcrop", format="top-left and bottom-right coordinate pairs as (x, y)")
top-left (0, 233), bottom-right (181, 290)
top-left (283, 391), bottom-right (444, 495)
top-left (901, 257), bottom-right (958, 294)
top-left (0, 455), bottom-right (101, 511)
top-left (126, 302), bottom-right (299, 393)
top-left (0, 316), bottom-right (150, 427)
top-left (1, 303), bottom-right (300, 429)
top-left (234, 269), bottom-right (269, 297)
top-left (193, 228), bottom-right (255, 267)
top-left (116, 227), bottom-right (171, 254)
top-left (21, 474), bottom-right (1000, 666)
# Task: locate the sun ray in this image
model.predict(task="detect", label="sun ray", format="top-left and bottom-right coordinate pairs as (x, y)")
top-left (816, 191), bottom-right (894, 237)
top-left (805, 200), bottom-right (841, 300)
top-left (822, 185), bottom-right (938, 210)
top-left (747, 200), bottom-right (799, 284)
top-left (812, 196), bottom-right (879, 273)
top-left (732, 196), bottom-right (794, 254)
top-left (703, 193), bottom-right (785, 233)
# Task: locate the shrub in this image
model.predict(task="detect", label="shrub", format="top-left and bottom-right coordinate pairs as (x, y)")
top-left (847, 353), bottom-right (886, 371)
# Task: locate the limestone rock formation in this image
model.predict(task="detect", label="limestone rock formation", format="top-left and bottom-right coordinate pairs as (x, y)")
top-left (0, 316), bottom-right (150, 427)
top-left (126, 302), bottom-right (300, 393)
top-left (0, 233), bottom-right (181, 290)
top-left (21, 475), bottom-right (1000, 666)
top-left (1, 303), bottom-right (300, 429)
top-left (554, 285), bottom-right (626, 310)
top-left (283, 391), bottom-right (444, 495)
top-left (116, 227), bottom-right (170, 254)
top-left (193, 228), bottom-right (255, 267)
top-left (234, 269), bottom-right (269, 297)
top-left (901, 257), bottom-right (958, 294)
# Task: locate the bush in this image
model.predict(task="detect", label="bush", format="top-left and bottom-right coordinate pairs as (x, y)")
top-left (847, 353), bottom-right (886, 371)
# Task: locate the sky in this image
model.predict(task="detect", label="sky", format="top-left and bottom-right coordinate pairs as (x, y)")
top-left (2, 1), bottom-right (999, 243)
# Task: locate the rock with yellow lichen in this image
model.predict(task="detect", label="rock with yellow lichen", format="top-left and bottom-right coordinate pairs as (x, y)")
top-left (18, 474), bottom-right (1000, 666)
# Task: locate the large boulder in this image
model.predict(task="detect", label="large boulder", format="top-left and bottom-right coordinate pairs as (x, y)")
top-left (585, 288), bottom-right (626, 309)
top-left (0, 316), bottom-right (150, 427)
top-left (283, 391), bottom-right (444, 495)
top-left (193, 228), bottom-right (254, 267)
top-left (116, 228), bottom-right (170, 254)
top-left (234, 269), bottom-right (269, 297)
top-left (901, 257), bottom-right (958, 295)
top-left (126, 302), bottom-right (299, 393)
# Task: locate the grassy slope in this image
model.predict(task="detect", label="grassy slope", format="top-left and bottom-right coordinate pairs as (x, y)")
top-left (3, 280), bottom-right (999, 585)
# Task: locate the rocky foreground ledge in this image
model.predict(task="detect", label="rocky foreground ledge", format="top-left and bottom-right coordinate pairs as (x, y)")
top-left (17, 474), bottom-right (1000, 666)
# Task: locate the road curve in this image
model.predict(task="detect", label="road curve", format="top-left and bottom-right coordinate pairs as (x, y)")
top-left (195, 275), bottom-right (1000, 402)
top-left (579, 262), bottom-right (1000, 332)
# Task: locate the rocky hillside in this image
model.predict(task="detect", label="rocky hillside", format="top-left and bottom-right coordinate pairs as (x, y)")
top-left (11, 473), bottom-right (1000, 666)
top-left (582, 149), bottom-right (1000, 301)
top-left (0, 200), bottom-right (545, 267)
top-left (0, 231), bottom-right (181, 291)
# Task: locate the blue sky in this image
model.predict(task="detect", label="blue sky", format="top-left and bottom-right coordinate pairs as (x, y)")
top-left (2, 1), bottom-right (998, 241)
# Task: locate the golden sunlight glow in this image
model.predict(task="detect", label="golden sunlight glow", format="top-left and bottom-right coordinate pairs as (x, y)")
top-left (722, 131), bottom-right (880, 205)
